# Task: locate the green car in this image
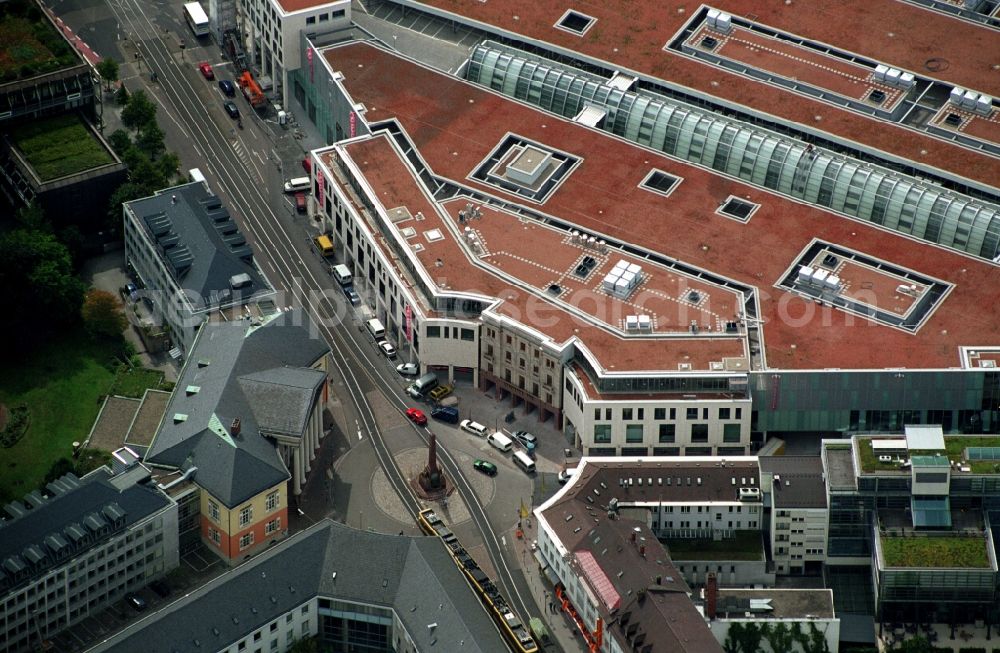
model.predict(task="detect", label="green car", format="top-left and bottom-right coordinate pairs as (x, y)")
top-left (473, 459), bottom-right (497, 477)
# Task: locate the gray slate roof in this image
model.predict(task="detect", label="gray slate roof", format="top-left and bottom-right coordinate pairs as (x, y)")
top-left (125, 182), bottom-right (269, 310)
top-left (0, 468), bottom-right (171, 593)
top-left (144, 310), bottom-right (330, 507)
top-left (88, 521), bottom-right (509, 653)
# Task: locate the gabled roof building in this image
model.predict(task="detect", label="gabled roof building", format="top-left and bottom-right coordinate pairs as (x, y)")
top-left (143, 309), bottom-right (331, 563)
top-left (87, 520), bottom-right (509, 653)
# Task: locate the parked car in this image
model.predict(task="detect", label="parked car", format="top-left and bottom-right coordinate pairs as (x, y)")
top-left (126, 593), bottom-right (147, 612)
top-left (431, 406), bottom-right (459, 424)
top-left (396, 363), bottom-right (419, 377)
top-left (512, 430), bottom-right (538, 453)
top-left (295, 192), bottom-right (306, 213)
top-left (460, 419), bottom-right (488, 437)
top-left (223, 100), bottom-right (240, 119)
top-left (218, 79), bottom-right (235, 96)
top-left (198, 61), bottom-right (214, 79)
top-left (406, 384), bottom-right (423, 400)
top-left (378, 341), bottom-right (397, 359)
top-left (428, 383), bottom-right (453, 401)
top-left (125, 282), bottom-right (138, 302)
top-left (473, 459), bottom-right (498, 477)
top-left (341, 285), bottom-right (361, 306)
top-left (406, 408), bottom-right (427, 426)
top-left (558, 468), bottom-right (576, 485)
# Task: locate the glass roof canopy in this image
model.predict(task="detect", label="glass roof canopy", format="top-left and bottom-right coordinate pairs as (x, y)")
top-left (466, 42), bottom-right (1000, 260)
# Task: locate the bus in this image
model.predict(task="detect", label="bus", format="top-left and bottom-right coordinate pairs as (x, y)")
top-left (183, 2), bottom-right (210, 38)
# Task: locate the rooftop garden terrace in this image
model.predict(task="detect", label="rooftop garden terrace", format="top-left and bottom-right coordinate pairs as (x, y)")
top-left (12, 113), bottom-right (113, 181)
top-left (857, 435), bottom-right (1000, 474)
top-left (879, 533), bottom-right (991, 568)
top-left (0, 0), bottom-right (79, 83)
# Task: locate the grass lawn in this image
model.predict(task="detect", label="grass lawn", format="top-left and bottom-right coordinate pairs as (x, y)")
top-left (111, 367), bottom-right (165, 398)
top-left (880, 535), bottom-right (989, 568)
top-left (0, 332), bottom-right (163, 504)
top-left (661, 531), bottom-right (763, 561)
top-left (12, 114), bottom-right (113, 181)
top-left (858, 435), bottom-right (1000, 474)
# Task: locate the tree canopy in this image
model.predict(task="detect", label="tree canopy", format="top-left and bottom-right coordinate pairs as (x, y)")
top-left (82, 289), bottom-right (127, 339)
top-left (121, 90), bottom-right (157, 132)
top-left (96, 58), bottom-right (120, 91)
top-left (0, 229), bottom-right (85, 346)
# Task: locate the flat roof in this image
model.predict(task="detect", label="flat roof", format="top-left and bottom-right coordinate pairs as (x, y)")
top-left (716, 588), bottom-right (835, 620)
top-left (273, 0), bottom-right (346, 14)
top-left (404, 0), bottom-right (1000, 188)
top-left (323, 42), bottom-right (1000, 372)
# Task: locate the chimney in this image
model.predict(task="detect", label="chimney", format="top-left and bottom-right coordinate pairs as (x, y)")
top-left (706, 572), bottom-right (718, 620)
top-left (231, 417), bottom-right (241, 437)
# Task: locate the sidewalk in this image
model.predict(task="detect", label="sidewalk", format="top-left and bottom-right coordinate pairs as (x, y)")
top-left (513, 518), bottom-right (587, 653)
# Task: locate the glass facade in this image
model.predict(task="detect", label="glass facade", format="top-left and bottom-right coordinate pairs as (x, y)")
top-left (466, 42), bottom-right (1000, 260)
top-left (750, 370), bottom-right (999, 435)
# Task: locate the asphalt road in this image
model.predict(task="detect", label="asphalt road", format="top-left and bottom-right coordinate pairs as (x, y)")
top-left (85, 1), bottom-right (556, 648)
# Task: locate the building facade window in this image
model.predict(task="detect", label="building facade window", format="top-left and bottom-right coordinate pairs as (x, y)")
top-left (723, 424), bottom-right (742, 443)
top-left (208, 528), bottom-right (221, 545)
top-left (593, 424), bottom-right (612, 443)
top-left (658, 424), bottom-right (676, 443)
top-left (266, 491), bottom-right (279, 512)
top-left (208, 501), bottom-right (220, 522)
top-left (265, 518), bottom-right (281, 535)
top-left (240, 533), bottom-right (254, 550)
top-left (239, 506), bottom-right (253, 527)
top-left (625, 424), bottom-right (643, 443)
top-left (690, 424), bottom-right (709, 442)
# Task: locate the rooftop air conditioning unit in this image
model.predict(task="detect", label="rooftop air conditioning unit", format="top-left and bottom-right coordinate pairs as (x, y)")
top-left (739, 487), bottom-right (761, 501)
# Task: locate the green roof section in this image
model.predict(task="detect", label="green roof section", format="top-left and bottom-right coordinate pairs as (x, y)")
top-left (12, 113), bottom-right (113, 181)
top-left (880, 534), bottom-right (989, 568)
top-left (910, 455), bottom-right (949, 466)
top-left (858, 435), bottom-right (1000, 474)
top-left (0, 3), bottom-right (81, 82)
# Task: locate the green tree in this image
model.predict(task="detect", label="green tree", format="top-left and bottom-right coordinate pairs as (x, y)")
top-left (107, 181), bottom-right (151, 224)
top-left (96, 57), bottom-right (120, 91)
top-left (108, 129), bottom-right (132, 156)
top-left (893, 637), bottom-right (935, 653)
top-left (81, 289), bottom-right (127, 340)
top-left (115, 83), bottom-right (129, 106)
top-left (157, 151), bottom-right (181, 182)
top-left (137, 121), bottom-right (165, 159)
top-left (0, 229), bottom-right (85, 345)
top-left (121, 90), bottom-right (157, 132)
top-left (15, 202), bottom-right (48, 231)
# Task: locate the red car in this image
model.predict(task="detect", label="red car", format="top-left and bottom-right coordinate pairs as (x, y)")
top-left (406, 408), bottom-right (427, 426)
top-left (198, 62), bottom-right (214, 80)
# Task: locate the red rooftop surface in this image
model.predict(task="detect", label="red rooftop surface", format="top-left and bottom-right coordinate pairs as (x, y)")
top-left (404, 0), bottom-right (1000, 188)
top-left (324, 42), bottom-right (1000, 372)
top-left (274, 0), bottom-right (343, 14)
top-left (336, 134), bottom-right (748, 373)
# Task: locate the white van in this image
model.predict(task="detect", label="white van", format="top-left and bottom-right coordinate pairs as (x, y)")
top-left (512, 450), bottom-right (536, 474)
top-left (460, 420), bottom-right (489, 438)
top-left (365, 318), bottom-right (385, 340)
top-left (188, 168), bottom-right (206, 184)
top-left (332, 264), bottom-right (352, 286)
top-left (487, 432), bottom-right (513, 452)
top-left (283, 177), bottom-right (310, 194)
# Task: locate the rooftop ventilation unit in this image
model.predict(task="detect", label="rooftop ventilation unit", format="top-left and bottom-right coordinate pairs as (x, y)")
top-left (739, 487), bottom-right (761, 501)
